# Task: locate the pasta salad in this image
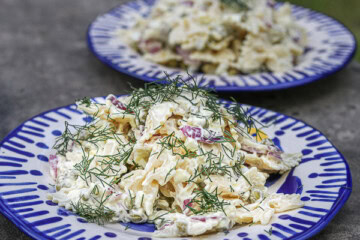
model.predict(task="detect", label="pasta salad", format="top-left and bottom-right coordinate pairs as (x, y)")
top-left (48, 77), bottom-right (303, 237)
top-left (119, 0), bottom-right (307, 75)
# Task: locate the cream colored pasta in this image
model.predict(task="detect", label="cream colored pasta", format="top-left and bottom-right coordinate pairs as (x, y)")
top-left (49, 79), bottom-right (303, 237)
top-left (119, 0), bottom-right (307, 74)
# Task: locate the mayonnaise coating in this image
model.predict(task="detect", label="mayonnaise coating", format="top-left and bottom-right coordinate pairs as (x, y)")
top-left (50, 80), bottom-right (303, 237)
top-left (119, 0), bottom-right (307, 75)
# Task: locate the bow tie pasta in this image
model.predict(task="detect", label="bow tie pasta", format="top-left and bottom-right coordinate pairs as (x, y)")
top-left (119, 0), bottom-right (306, 75)
top-left (49, 77), bottom-right (303, 237)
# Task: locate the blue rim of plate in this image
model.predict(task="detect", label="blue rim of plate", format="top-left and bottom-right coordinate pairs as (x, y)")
top-left (87, 0), bottom-right (357, 92)
top-left (0, 99), bottom-right (352, 240)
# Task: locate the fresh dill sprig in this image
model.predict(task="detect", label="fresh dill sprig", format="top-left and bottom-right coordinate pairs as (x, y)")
top-left (186, 149), bottom-right (251, 185)
top-left (164, 166), bottom-right (176, 183)
top-left (231, 160), bottom-right (252, 186)
top-left (77, 97), bottom-right (92, 107)
top-left (264, 226), bottom-right (273, 236)
top-left (221, 0), bottom-right (250, 11)
top-left (124, 223), bottom-right (131, 230)
top-left (53, 120), bottom-right (117, 156)
top-left (128, 190), bottom-right (135, 209)
top-left (185, 186), bottom-right (230, 216)
top-left (55, 73), bottom-right (266, 227)
top-left (187, 152), bottom-right (231, 183)
top-left (126, 74), bottom-right (262, 139)
top-left (239, 202), bottom-right (250, 212)
top-left (157, 131), bottom-right (196, 159)
top-left (71, 191), bottom-right (115, 225)
top-left (72, 135), bottom-right (134, 188)
top-left (151, 208), bottom-right (177, 229)
top-left (140, 194), bottom-right (145, 207)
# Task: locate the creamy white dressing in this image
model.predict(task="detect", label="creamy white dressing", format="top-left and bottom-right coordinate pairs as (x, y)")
top-left (50, 83), bottom-right (303, 237)
top-left (119, 0), bottom-right (307, 74)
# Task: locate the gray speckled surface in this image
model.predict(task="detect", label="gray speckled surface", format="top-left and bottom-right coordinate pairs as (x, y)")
top-left (0, 0), bottom-right (359, 239)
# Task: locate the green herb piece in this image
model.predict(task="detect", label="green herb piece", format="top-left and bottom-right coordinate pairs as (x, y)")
top-left (78, 97), bottom-right (92, 107)
top-left (71, 191), bottom-right (115, 225)
top-left (221, 0), bottom-right (250, 11)
top-left (185, 186), bottom-right (230, 216)
top-left (264, 226), bottom-right (273, 236)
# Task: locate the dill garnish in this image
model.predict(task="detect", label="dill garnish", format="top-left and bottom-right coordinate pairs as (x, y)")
top-left (140, 194), bottom-right (144, 207)
top-left (125, 74), bottom-right (261, 138)
top-left (53, 73), bottom-right (265, 227)
top-left (128, 190), bottom-right (135, 209)
top-left (152, 209), bottom-right (177, 229)
top-left (157, 131), bottom-right (196, 159)
top-left (221, 0), bottom-right (250, 11)
top-left (239, 203), bottom-right (250, 212)
top-left (185, 186), bottom-right (230, 216)
top-left (71, 191), bottom-right (115, 225)
top-left (264, 226), bottom-right (273, 236)
top-left (77, 97), bottom-right (92, 107)
top-left (186, 152), bottom-right (231, 183)
top-left (164, 166), bottom-right (176, 182)
top-left (53, 120), bottom-right (117, 156)
top-left (124, 223), bottom-right (131, 230)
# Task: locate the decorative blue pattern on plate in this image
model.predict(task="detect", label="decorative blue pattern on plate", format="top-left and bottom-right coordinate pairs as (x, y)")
top-left (0, 97), bottom-right (352, 239)
top-left (87, 0), bottom-right (356, 91)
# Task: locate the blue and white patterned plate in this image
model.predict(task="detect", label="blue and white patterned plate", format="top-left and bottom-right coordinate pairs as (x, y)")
top-left (87, 0), bottom-right (356, 91)
top-left (0, 96), bottom-right (352, 239)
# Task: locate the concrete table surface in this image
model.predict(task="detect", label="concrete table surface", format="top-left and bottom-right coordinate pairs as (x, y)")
top-left (0, 0), bottom-right (359, 239)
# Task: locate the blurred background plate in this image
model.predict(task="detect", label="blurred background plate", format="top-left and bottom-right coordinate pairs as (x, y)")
top-left (0, 96), bottom-right (352, 239)
top-left (87, 0), bottom-right (356, 91)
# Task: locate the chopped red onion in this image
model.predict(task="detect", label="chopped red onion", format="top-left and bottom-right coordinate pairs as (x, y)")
top-left (241, 141), bottom-right (283, 160)
top-left (181, 0), bottom-right (194, 7)
top-left (108, 95), bottom-right (127, 111)
top-left (106, 187), bottom-right (114, 195)
top-left (139, 39), bottom-right (163, 54)
top-left (191, 216), bottom-right (206, 222)
top-left (292, 36), bottom-right (300, 43)
top-left (159, 222), bottom-right (174, 230)
top-left (176, 46), bottom-right (201, 66)
top-left (241, 144), bottom-right (268, 155)
top-left (180, 125), bottom-right (223, 144)
top-left (267, 0), bottom-right (276, 8)
top-left (49, 154), bottom-right (58, 179)
top-left (265, 21), bottom-right (273, 29)
top-left (268, 150), bottom-right (282, 160)
top-left (183, 198), bottom-right (193, 209)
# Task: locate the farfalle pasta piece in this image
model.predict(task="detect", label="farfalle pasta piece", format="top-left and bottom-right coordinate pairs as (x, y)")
top-left (120, 0), bottom-right (306, 74)
top-left (51, 79), bottom-right (303, 237)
